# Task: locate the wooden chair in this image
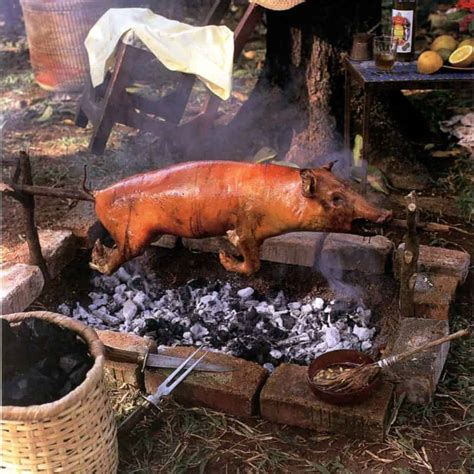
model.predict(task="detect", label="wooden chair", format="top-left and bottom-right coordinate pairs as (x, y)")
top-left (76, 1), bottom-right (263, 155)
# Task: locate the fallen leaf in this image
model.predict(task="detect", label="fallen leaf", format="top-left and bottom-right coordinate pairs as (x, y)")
top-left (232, 91), bottom-right (248, 102)
top-left (431, 149), bottom-right (463, 158)
top-left (353, 134), bottom-right (363, 167)
top-left (270, 160), bottom-right (300, 168)
top-left (254, 146), bottom-right (278, 163)
top-left (36, 105), bottom-right (53, 123)
top-left (243, 50), bottom-right (256, 60)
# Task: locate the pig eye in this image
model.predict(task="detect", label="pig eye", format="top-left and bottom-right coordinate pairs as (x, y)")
top-left (331, 195), bottom-right (345, 207)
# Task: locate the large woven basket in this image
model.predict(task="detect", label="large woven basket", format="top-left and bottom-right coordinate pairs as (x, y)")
top-left (20, 0), bottom-right (128, 92)
top-left (1, 311), bottom-right (118, 473)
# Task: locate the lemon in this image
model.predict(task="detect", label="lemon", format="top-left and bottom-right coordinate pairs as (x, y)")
top-left (431, 35), bottom-right (458, 53)
top-left (458, 38), bottom-right (474, 49)
top-left (417, 51), bottom-right (444, 74)
top-left (449, 45), bottom-right (474, 67)
top-left (436, 48), bottom-right (452, 62)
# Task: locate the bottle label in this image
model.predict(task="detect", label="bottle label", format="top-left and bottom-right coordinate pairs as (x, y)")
top-left (392, 9), bottom-right (414, 53)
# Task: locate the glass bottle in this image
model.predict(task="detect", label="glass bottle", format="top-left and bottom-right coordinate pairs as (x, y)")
top-left (391, 0), bottom-right (417, 61)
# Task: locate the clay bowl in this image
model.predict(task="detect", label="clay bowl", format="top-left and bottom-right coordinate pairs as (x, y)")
top-left (307, 349), bottom-right (381, 406)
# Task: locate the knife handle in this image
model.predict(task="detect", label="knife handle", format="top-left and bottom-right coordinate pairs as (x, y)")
top-left (105, 345), bottom-right (146, 365)
top-left (118, 401), bottom-right (152, 438)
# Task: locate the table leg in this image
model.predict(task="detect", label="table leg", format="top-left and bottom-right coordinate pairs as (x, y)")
top-left (360, 87), bottom-right (373, 195)
top-left (344, 68), bottom-right (351, 151)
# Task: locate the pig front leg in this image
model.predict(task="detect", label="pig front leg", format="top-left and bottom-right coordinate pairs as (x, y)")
top-left (90, 240), bottom-right (128, 275)
top-left (219, 230), bottom-right (261, 275)
top-left (90, 227), bottom-right (158, 275)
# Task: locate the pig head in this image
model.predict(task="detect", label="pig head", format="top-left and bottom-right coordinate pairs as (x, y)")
top-left (90, 161), bottom-right (392, 276)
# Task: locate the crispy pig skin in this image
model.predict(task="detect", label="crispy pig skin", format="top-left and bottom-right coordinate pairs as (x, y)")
top-left (91, 161), bottom-right (392, 275)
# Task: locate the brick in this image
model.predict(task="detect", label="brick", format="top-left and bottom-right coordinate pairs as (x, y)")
top-left (396, 244), bottom-right (470, 285)
top-left (319, 234), bottom-right (393, 274)
top-left (60, 201), bottom-right (106, 249)
top-left (260, 232), bottom-right (326, 267)
top-left (260, 363), bottom-right (394, 441)
top-left (413, 274), bottom-right (458, 320)
top-left (97, 330), bottom-right (157, 388)
top-left (0, 263), bottom-right (44, 314)
top-left (389, 318), bottom-right (449, 404)
top-left (151, 234), bottom-right (178, 249)
top-left (184, 232), bottom-right (325, 267)
top-left (37, 229), bottom-right (77, 278)
top-left (182, 236), bottom-right (237, 256)
top-left (145, 347), bottom-right (268, 417)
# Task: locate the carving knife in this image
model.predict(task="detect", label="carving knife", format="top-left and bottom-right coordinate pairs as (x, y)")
top-left (105, 345), bottom-right (233, 372)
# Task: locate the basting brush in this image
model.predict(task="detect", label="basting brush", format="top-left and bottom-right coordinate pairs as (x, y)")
top-left (314, 328), bottom-right (469, 393)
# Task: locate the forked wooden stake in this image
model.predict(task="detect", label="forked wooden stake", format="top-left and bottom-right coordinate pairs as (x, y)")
top-left (399, 191), bottom-right (419, 318)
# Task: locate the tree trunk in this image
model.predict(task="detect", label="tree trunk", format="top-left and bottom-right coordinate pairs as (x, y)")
top-left (206, 1), bottom-right (379, 165)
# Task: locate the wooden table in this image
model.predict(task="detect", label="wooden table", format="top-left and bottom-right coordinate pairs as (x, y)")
top-left (344, 58), bottom-right (474, 159)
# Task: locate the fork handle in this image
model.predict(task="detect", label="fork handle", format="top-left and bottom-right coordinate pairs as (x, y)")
top-left (118, 401), bottom-right (152, 438)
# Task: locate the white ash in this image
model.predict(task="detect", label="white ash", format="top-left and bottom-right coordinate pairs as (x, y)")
top-left (62, 263), bottom-right (376, 366)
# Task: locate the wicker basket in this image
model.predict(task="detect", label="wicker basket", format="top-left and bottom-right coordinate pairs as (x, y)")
top-left (1, 311), bottom-right (118, 473)
top-left (20, 0), bottom-right (129, 92)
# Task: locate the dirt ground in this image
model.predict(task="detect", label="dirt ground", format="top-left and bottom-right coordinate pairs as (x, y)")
top-left (1, 5), bottom-right (473, 473)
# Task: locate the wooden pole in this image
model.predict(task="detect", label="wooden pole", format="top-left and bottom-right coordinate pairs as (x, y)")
top-left (17, 152), bottom-right (50, 282)
top-left (399, 191), bottom-right (419, 318)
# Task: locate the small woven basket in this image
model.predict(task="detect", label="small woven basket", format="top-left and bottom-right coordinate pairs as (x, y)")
top-left (1, 311), bottom-right (118, 473)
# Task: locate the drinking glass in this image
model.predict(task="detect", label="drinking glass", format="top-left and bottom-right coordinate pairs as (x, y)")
top-left (373, 35), bottom-right (398, 71)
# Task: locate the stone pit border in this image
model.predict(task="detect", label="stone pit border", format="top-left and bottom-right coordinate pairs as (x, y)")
top-left (1, 227), bottom-right (470, 441)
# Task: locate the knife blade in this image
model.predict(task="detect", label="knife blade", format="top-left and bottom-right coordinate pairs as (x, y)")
top-left (105, 345), bottom-right (233, 372)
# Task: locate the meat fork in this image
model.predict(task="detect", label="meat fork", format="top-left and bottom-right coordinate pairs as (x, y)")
top-left (118, 345), bottom-right (208, 437)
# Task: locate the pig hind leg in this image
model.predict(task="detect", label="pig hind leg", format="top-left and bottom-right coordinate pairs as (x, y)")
top-left (219, 230), bottom-right (261, 275)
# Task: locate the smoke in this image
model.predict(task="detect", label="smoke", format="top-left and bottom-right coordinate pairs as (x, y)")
top-left (313, 233), bottom-right (365, 304)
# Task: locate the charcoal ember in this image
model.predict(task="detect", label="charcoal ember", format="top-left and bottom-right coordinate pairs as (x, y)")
top-left (228, 300), bottom-right (240, 311)
top-left (3, 371), bottom-right (57, 406)
top-left (1, 318), bottom-right (93, 407)
top-left (187, 277), bottom-right (207, 289)
top-left (178, 286), bottom-right (192, 304)
top-left (281, 315), bottom-right (295, 330)
top-left (99, 275), bottom-right (121, 294)
top-left (207, 281), bottom-right (221, 292)
top-left (116, 267), bottom-right (131, 283)
top-left (59, 353), bottom-right (85, 374)
top-left (267, 326), bottom-right (287, 340)
top-left (129, 274), bottom-right (147, 292)
top-left (217, 329), bottom-right (230, 343)
top-left (244, 308), bottom-right (260, 325)
top-left (69, 362), bottom-right (92, 387)
top-left (331, 300), bottom-right (357, 318)
top-left (144, 318), bottom-right (160, 332)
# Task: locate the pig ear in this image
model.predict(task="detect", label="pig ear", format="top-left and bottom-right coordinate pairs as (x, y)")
top-left (322, 161), bottom-right (336, 172)
top-left (300, 169), bottom-right (317, 197)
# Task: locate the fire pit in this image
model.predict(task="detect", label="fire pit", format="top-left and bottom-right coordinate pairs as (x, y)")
top-left (60, 259), bottom-right (377, 370)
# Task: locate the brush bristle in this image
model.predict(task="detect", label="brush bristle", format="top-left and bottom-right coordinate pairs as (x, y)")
top-left (313, 364), bottom-right (380, 393)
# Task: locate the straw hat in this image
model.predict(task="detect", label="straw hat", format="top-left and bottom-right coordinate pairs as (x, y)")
top-left (249, 0), bottom-right (306, 11)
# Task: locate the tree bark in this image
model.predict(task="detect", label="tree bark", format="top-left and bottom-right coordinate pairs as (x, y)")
top-left (218, 1), bottom-right (380, 164)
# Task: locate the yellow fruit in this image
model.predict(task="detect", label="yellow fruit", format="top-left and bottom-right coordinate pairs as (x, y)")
top-left (436, 48), bottom-right (451, 62)
top-left (458, 38), bottom-right (474, 49)
top-left (431, 35), bottom-right (458, 53)
top-left (449, 45), bottom-right (474, 67)
top-left (417, 51), bottom-right (444, 74)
